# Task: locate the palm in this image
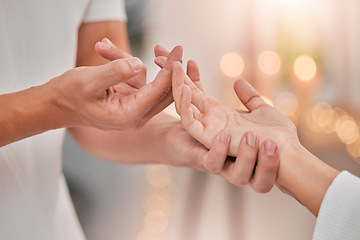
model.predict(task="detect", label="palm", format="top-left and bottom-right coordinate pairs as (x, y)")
top-left (96, 45), bottom-right (183, 130)
top-left (172, 64), bottom-right (298, 157)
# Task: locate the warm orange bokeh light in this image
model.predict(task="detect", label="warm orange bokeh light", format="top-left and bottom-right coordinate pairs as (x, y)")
top-left (220, 52), bottom-right (244, 78)
top-left (258, 51), bottom-right (281, 75)
top-left (294, 55), bottom-right (317, 81)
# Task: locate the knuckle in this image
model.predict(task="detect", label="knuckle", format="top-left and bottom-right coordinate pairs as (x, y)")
top-left (261, 159), bottom-right (279, 173)
top-left (160, 86), bottom-right (172, 101)
top-left (108, 61), bottom-right (120, 78)
top-left (229, 175), bottom-right (249, 187)
top-left (253, 183), bottom-right (273, 194)
top-left (204, 162), bottom-right (221, 174)
top-left (242, 151), bottom-right (257, 164)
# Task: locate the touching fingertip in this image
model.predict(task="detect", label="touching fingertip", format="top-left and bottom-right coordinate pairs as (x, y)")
top-left (126, 57), bottom-right (143, 71)
top-left (96, 41), bottom-right (111, 49)
top-left (246, 132), bottom-right (256, 147)
top-left (219, 131), bottom-right (230, 143)
top-left (265, 140), bottom-right (277, 156)
top-left (102, 38), bottom-right (114, 46)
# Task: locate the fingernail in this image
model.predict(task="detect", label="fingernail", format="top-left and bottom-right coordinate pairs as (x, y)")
top-left (219, 132), bottom-right (230, 143)
top-left (265, 140), bottom-right (277, 156)
top-left (97, 41), bottom-right (111, 49)
top-left (246, 132), bottom-right (256, 146)
top-left (126, 57), bottom-right (143, 71)
top-left (102, 38), bottom-right (114, 46)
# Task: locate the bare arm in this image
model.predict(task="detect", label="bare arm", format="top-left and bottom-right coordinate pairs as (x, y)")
top-left (0, 54), bottom-right (142, 147)
top-left (0, 83), bottom-right (64, 147)
top-left (278, 142), bottom-right (339, 216)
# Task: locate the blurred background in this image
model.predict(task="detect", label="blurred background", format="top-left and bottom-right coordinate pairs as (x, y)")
top-left (63, 0), bottom-right (360, 239)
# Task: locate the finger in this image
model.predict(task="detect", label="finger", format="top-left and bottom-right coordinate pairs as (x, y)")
top-left (187, 60), bottom-right (203, 91)
top-left (172, 62), bottom-right (209, 114)
top-left (95, 38), bottom-right (133, 61)
top-left (154, 44), bottom-right (170, 58)
top-left (250, 139), bottom-right (280, 194)
top-left (134, 68), bottom-right (172, 116)
top-left (186, 76), bottom-right (210, 113)
top-left (88, 57), bottom-right (143, 91)
top-left (165, 46), bottom-right (183, 70)
top-left (220, 132), bottom-right (259, 186)
top-left (155, 56), bottom-right (167, 68)
top-left (180, 84), bottom-right (204, 141)
top-left (172, 61), bottom-right (186, 113)
top-left (126, 68), bottom-right (147, 89)
top-left (139, 94), bottom-right (174, 127)
top-left (132, 46), bottom-right (183, 121)
top-left (202, 131), bottom-right (231, 174)
top-left (234, 79), bottom-right (268, 112)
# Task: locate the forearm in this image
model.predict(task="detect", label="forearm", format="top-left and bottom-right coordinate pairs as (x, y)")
top-left (0, 82), bottom-right (66, 147)
top-left (68, 111), bottom-right (177, 164)
top-left (277, 141), bottom-right (340, 216)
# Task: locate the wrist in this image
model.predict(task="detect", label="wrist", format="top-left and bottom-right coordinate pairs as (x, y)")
top-left (278, 140), bottom-right (340, 216)
top-left (45, 73), bottom-right (87, 128)
top-left (146, 112), bottom-right (180, 165)
top-left (41, 79), bottom-right (75, 128)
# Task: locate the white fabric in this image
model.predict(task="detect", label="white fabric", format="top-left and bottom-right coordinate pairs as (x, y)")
top-left (313, 171), bottom-right (360, 240)
top-left (0, 0), bottom-right (126, 239)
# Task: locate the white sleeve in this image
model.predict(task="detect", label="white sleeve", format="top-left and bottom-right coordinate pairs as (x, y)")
top-left (313, 171), bottom-right (360, 240)
top-left (82, 0), bottom-right (127, 23)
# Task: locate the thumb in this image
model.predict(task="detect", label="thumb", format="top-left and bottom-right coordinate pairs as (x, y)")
top-left (95, 38), bottom-right (133, 61)
top-left (234, 79), bottom-right (268, 112)
top-left (89, 57), bottom-right (143, 91)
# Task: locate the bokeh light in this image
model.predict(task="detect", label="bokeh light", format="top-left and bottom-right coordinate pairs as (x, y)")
top-left (146, 165), bottom-right (171, 188)
top-left (144, 211), bottom-right (169, 233)
top-left (258, 51), bottom-right (281, 75)
top-left (146, 193), bottom-right (172, 214)
top-left (346, 139), bottom-right (360, 160)
top-left (294, 55), bottom-right (317, 81)
top-left (137, 229), bottom-right (161, 240)
top-left (318, 109), bottom-right (336, 134)
top-left (336, 116), bottom-right (359, 144)
top-left (220, 52), bottom-right (245, 78)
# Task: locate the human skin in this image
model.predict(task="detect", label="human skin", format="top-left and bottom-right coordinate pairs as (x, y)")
top-left (0, 19), bottom-right (231, 175)
top-left (67, 21), bottom-right (232, 172)
top-left (171, 62), bottom-right (340, 215)
top-left (0, 55), bottom-right (154, 147)
top-left (68, 20), bottom-right (280, 190)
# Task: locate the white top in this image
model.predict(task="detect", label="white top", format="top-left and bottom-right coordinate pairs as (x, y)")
top-left (313, 171), bottom-right (360, 240)
top-left (0, 0), bottom-right (126, 239)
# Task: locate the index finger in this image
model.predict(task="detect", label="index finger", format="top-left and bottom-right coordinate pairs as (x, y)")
top-left (134, 69), bottom-right (172, 116)
top-left (154, 45), bottom-right (170, 58)
top-left (95, 38), bottom-right (133, 61)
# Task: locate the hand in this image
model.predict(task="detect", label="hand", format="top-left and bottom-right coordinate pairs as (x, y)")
top-left (171, 62), bottom-right (298, 159)
top-left (171, 59), bottom-right (341, 212)
top-left (95, 39), bottom-right (184, 125)
top-left (50, 42), bottom-right (183, 131)
top-left (151, 46), bottom-right (234, 172)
